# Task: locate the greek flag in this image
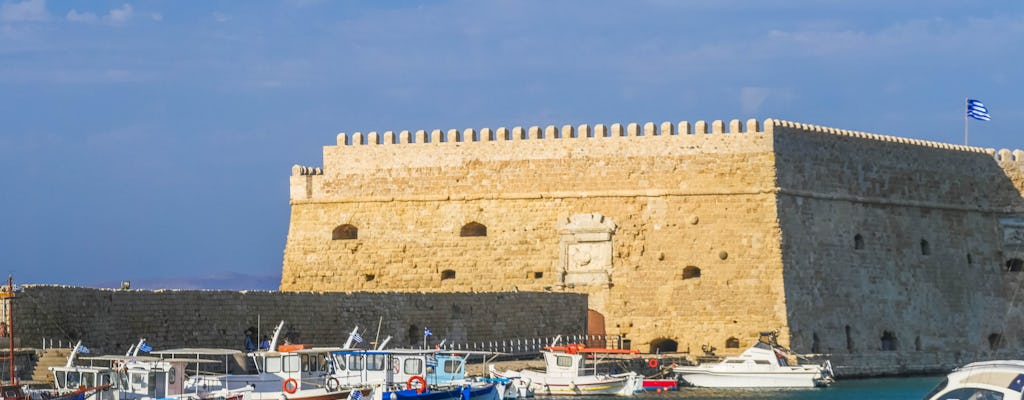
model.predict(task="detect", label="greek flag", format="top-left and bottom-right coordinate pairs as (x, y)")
top-left (139, 341), bottom-right (153, 352)
top-left (424, 327), bottom-right (432, 337)
top-left (78, 345), bottom-right (91, 354)
top-left (967, 99), bottom-right (991, 121)
top-left (349, 389), bottom-right (362, 400)
top-left (351, 331), bottom-right (363, 343)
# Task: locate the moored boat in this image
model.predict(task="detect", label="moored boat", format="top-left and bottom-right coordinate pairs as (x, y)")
top-left (672, 331), bottom-right (834, 388)
top-left (922, 360), bottom-right (1024, 400)
top-left (489, 343), bottom-right (642, 397)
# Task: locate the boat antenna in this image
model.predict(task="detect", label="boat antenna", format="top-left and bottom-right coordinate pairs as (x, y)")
top-left (269, 321), bottom-right (285, 352)
top-left (65, 340), bottom-right (83, 368)
top-left (375, 336), bottom-right (391, 350)
top-left (131, 338), bottom-right (146, 357)
top-left (373, 316), bottom-right (382, 349)
top-left (342, 326), bottom-right (359, 349)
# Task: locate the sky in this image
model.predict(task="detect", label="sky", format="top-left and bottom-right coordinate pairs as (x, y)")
top-left (1, 0), bottom-right (1022, 290)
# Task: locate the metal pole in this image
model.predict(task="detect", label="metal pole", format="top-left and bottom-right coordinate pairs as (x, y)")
top-left (6, 276), bottom-right (15, 385)
top-left (965, 97), bottom-right (969, 145)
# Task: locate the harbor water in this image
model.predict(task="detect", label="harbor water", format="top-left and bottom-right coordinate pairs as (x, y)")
top-left (585, 376), bottom-right (943, 400)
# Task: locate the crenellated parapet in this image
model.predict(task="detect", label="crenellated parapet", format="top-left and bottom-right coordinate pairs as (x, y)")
top-left (329, 117), bottom-right (1021, 165)
top-left (290, 164), bottom-right (324, 201)
top-left (334, 118), bottom-right (767, 146)
top-left (768, 119), bottom-right (1024, 164)
top-left (291, 164), bottom-right (323, 176)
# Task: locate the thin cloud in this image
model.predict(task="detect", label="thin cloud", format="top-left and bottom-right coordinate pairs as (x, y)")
top-left (740, 87), bottom-right (771, 114)
top-left (66, 9), bottom-right (97, 23)
top-left (103, 4), bottom-right (133, 25)
top-left (1, 0), bottom-right (48, 22)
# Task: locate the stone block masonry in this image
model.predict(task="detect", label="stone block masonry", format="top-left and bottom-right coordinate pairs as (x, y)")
top-left (13, 286), bottom-right (586, 355)
top-left (282, 116), bottom-right (1024, 376)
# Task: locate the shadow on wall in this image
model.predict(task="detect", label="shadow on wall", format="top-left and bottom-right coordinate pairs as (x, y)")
top-left (773, 125), bottom-right (1024, 358)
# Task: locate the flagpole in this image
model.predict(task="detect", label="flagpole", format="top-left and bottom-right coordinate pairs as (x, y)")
top-left (965, 97), bottom-right (969, 145)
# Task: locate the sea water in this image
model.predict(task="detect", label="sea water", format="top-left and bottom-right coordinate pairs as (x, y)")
top-left (577, 376), bottom-right (944, 400)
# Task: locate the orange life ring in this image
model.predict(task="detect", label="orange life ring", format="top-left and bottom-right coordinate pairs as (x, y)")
top-left (648, 358), bottom-right (659, 368)
top-left (283, 378), bottom-right (298, 394)
top-left (407, 375), bottom-right (427, 394)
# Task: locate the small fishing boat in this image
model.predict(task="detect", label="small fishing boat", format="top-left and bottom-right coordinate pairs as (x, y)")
top-left (327, 348), bottom-right (501, 400)
top-left (489, 342), bottom-right (642, 397)
top-left (672, 331), bottom-right (834, 388)
top-left (922, 360), bottom-right (1024, 400)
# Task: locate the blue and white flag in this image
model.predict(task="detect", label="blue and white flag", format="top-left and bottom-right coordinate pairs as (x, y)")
top-left (424, 327), bottom-right (432, 337)
top-left (139, 341), bottom-right (153, 352)
top-left (967, 99), bottom-right (991, 121)
top-left (349, 389), bottom-right (362, 400)
top-left (351, 331), bottom-right (363, 343)
top-left (78, 345), bottom-right (91, 354)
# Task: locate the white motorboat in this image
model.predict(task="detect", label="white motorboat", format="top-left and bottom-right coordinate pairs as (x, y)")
top-left (922, 360), bottom-right (1024, 400)
top-left (489, 343), bottom-right (642, 397)
top-left (673, 333), bottom-right (834, 388)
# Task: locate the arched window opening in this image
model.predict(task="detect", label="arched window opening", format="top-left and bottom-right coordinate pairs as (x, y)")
top-left (989, 333), bottom-right (1004, 351)
top-left (332, 224), bottom-right (358, 240)
top-left (649, 338), bottom-right (678, 354)
top-left (967, 253), bottom-right (973, 266)
top-left (441, 270), bottom-right (456, 281)
top-left (920, 239), bottom-right (930, 255)
top-left (845, 325), bottom-right (854, 353)
top-left (725, 337), bottom-right (740, 349)
top-left (406, 325), bottom-right (420, 344)
top-left (1006, 258), bottom-right (1024, 272)
top-left (881, 331), bottom-right (898, 351)
top-left (682, 266), bottom-right (701, 280)
top-left (363, 274), bottom-right (375, 282)
top-left (915, 336), bottom-right (921, 351)
top-left (811, 333), bottom-right (820, 353)
top-left (460, 222), bottom-right (487, 237)
top-left (854, 234), bottom-right (864, 250)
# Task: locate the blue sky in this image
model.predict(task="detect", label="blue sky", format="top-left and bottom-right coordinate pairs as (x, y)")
top-left (2, 0), bottom-right (1022, 290)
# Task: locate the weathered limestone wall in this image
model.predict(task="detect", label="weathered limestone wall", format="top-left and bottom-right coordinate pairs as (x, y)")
top-left (282, 120), bottom-right (790, 355)
top-left (13, 286), bottom-right (585, 355)
top-left (771, 121), bottom-right (1024, 373)
top-left (281, 116), bottom-right (1024, 376)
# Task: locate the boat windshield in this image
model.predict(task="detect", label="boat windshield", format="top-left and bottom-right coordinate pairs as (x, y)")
top-left (922, 378), bottom-right (948, 400)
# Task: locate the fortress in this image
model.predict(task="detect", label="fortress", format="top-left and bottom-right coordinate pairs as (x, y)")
top-left (281, 118), bottom-right (1024, 372)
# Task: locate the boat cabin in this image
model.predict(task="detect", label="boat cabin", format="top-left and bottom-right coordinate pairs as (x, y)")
top-left (328, 349), bottom-right (473, 389)
top-left (50, 361), bottom-right (119, 400)
top-left (153, 347), bottom-right (336, 394)
top-left (56, 355), bottom-right (191, 400)
top-left (541, 344), bottom-right (639, 379)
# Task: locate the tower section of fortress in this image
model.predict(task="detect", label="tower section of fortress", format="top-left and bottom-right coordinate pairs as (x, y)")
top-left (282, 118), bottom-right (1024, 373)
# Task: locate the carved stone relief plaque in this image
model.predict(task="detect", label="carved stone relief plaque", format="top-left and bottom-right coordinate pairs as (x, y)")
top-left (558, 213), bottom-right (616, 286)
top-left (1000, 217), bottom-right (1024, 246)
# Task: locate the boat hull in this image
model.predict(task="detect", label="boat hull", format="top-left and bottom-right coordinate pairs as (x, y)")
top-left (384, 384), bottom-right (498, 400)
top-left (641, 379), bottom-right (678, 391)
top-left (517, 372), bottom-right (639, 396)
top-left (674, 368), bottom-right (825, 388)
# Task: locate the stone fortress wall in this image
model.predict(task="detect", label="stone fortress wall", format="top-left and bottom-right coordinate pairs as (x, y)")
top-left (281, 117), bottom-right (1024, 375)
top-left (11, 286), bottom-right (586, 356)
top-left (283, 120), bottom-right (789, 357)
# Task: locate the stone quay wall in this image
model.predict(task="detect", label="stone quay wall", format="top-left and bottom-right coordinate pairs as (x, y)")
top-left (12, 286), bottom-right (586, 356)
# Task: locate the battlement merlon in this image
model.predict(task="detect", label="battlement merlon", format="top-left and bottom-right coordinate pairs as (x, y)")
top-left (288, 117), bottom-right (1024, 201)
